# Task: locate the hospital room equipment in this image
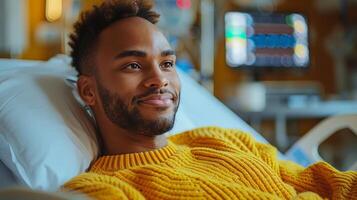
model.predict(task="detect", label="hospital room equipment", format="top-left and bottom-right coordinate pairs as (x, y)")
top-left (0, 55), bottom-right (356, 194)
top-left (286, 114), bottom-right (357, 170)
top-left (224, 11), bottom-right (309, 68)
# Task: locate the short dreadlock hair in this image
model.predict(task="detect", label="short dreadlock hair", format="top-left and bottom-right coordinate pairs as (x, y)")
top-left (69, 0), bottom-right (160, 75)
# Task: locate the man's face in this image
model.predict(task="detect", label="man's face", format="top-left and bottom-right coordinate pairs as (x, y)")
top-left (93, 17), bottom-right (180, 136)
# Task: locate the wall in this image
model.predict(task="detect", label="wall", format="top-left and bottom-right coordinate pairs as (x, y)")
top-left (20, 0), bottom-right (62, 60)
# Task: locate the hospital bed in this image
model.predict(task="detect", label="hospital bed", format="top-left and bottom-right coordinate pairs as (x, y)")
top-left (0, 55), bottom-right (356, 195)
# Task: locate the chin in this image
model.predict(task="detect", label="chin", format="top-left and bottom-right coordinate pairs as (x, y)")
top-left (138, 116), bottom-right (175, 136)
top-left (145, 112), bottom-right (175, 124)
top-left (133, 103), bottom-right (178, 135)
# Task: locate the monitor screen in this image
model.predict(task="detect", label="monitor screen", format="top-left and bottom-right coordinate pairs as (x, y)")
top-left (225, 12), bottom-right (309, 68)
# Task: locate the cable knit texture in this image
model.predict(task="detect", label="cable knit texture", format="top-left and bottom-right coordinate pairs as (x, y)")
top-left (62, 127), bottom-right (357, 200)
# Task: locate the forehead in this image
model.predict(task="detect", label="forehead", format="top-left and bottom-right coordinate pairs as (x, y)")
top-left (97, 17), bottom-right (171, 54)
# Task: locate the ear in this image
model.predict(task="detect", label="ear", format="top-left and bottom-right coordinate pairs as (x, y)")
top-left (77, 75), bottom-right (96, 106)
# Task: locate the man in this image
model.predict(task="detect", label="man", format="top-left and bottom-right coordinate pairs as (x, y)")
top-left (63, 0), bottom-right (356, 199)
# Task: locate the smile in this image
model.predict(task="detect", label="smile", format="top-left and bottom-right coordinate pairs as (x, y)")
top-left (138, 94), bottom-right (174, 108)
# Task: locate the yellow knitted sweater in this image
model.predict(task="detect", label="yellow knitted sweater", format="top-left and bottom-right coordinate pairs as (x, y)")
top-left (63, 127), bottom-right (357, 200)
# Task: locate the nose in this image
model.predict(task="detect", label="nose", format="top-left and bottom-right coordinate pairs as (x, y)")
top-left (143, 66), bottom-right (169, 88)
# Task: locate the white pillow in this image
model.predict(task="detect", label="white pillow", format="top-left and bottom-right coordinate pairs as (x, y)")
top-left (0, 56), bottom-right (98, 191)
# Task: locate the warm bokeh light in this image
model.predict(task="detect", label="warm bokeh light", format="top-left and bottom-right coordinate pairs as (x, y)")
top-left (45, 0), bottom-right (62, 22)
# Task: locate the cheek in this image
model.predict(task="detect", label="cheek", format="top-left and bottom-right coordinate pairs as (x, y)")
top-left (112, 72), bottom-right (140, 88)
top-left (112, 76), bottom-right (142, 102)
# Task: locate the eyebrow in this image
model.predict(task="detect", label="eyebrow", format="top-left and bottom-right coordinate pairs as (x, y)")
top-left (161, 50), bottom-right (176, 57)
top-left (115, 50), bottom-right (147, 59)
top-left (114, 49), bottom-right (176, 59)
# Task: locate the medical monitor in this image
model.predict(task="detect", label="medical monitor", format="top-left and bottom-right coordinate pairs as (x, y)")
top-left (225, 12), bottom-right (309, 68)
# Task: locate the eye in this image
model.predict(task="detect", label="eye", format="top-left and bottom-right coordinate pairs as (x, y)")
top-left (161, 61), bottom-right (174, 69)
top-left (124, 62), bottom-right (141, 71)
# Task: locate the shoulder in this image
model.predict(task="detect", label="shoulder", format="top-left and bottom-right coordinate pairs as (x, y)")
top-left (169, 126), bottom-right (253, 143)
top-left (169, 127), bottom-right (262, 151)
top-left (62, 172), bottom-right (145, 199)
top-left (169, 126), bottom-right (278, 163)
top-left (171, 127), bottom-right (282, 174)
top-left (62, 172), bottom-right (117, 191)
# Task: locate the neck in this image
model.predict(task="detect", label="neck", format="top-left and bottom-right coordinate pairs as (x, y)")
top-left (99, 124), bottom-right (168, 155)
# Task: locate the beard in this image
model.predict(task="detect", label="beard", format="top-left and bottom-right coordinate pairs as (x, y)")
top-left (96, 81), bottom-right (179, 136)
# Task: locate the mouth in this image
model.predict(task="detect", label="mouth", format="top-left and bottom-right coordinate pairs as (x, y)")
top-left (137, 94), bottom-right (174, 108)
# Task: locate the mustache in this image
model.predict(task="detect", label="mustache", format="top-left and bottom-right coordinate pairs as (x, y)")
top-left (133, 88), bottom-right (178, 103)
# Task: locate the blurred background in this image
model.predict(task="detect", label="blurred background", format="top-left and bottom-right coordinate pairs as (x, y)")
top-left (0, 0), bottom-right (356, 170)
